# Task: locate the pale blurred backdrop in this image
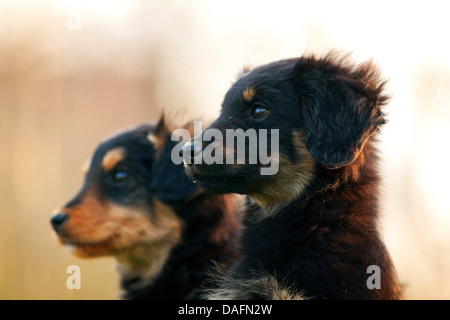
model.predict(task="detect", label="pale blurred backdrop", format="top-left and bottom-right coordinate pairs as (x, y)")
top-left (1, 0), bottom-right (449, 299)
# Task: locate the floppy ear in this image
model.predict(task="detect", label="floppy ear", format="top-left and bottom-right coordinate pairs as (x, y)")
top-left (149, 118), bottom-right (200, 205)
top-left (295, 54), bottom-right (389, 169)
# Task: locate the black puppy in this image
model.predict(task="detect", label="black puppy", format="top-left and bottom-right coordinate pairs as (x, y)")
top-left (183, 52), bottom-right (403, 299)
top-left (51, 117), bottom-right (241, 299)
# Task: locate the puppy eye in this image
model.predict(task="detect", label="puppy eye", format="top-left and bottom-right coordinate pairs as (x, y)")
top-left (251, 104), bottom-right (270, 120)
top-left (112, 170), bottom-right (129, 183)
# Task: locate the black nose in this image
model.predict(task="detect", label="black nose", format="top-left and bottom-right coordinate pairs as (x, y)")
top-left (51, 213), bottom-right (69, 232)
top-left (182, 142), bottom-right (201, 166)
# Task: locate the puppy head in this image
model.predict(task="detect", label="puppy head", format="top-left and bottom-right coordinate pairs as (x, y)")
top-left (50, 117), bottom-right (198, 259)
top-left (184, 52), bottom-right (388, 206)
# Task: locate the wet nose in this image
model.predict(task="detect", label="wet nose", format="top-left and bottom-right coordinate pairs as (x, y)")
top-left (51, 212), bottom-right (69, 232)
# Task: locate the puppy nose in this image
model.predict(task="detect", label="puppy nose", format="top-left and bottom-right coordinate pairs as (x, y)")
top-left (182, 142), bottom-right (201, 166)
top-left (51, 212), bottom-right (69, 232)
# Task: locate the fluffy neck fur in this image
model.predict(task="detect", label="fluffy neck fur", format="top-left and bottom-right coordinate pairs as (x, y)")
top-left (240, 140), bottom-right (403, 299)
top-left (119, 193), bottom-right (241, 300)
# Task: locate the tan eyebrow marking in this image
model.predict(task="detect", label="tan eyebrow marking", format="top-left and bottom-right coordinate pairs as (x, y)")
top-left (243, 86), bottom-right (256, 102)
top-left (102, 147), bottom-right (126, 172)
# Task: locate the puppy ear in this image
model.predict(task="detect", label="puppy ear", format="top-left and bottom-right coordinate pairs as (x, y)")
top-left (295, 54), bottom-right (389, 168)
top-left (155, 114), bottom-right (170, 139)
top-left (147, 114), bottom-right (173, 152)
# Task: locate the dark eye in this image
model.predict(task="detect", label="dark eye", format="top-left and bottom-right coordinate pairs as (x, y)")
top-left (251, 104), bottom-right (270, 120)
top-left (112, 170), bottom-right (129, 183)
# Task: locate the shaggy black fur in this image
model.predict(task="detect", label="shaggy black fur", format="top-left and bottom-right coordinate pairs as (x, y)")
top-left (183, 52), bottom-right (403, 300)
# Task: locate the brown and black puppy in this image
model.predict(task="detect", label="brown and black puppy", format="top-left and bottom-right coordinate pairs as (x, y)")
top-left (183, 52), bottom-right (403, 300)
top-left (50, 117), bottom-right (241, 300)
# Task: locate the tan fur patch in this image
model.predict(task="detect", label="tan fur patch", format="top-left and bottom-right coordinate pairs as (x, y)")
top-left (243, 86), bottom-right (256, 102)
top-left (55, 190), bottom-right (183, 261)
top-left (54, 190), bottom-right (184, 288)
top-left (115, 200), bottom-right (184, 287)
top-left (102, 147), bottom-right (126, 172)
top-left (251, 130), bottom-right (315, 214)
top-left (208, 194), bottom-right (243, 244)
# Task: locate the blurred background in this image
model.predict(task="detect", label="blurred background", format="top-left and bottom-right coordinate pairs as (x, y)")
top-left (1, 0), bottom-right (449, 299)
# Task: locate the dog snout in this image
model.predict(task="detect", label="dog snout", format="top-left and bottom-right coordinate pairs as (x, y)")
top-left (51, 212), bottom-right (70, 232)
